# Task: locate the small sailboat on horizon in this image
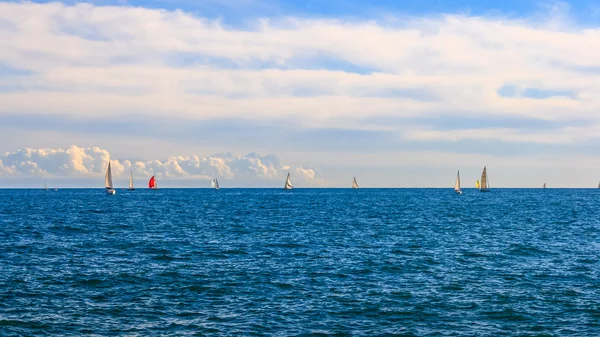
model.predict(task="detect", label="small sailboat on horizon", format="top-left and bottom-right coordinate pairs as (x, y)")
top-left (105, 161), bottom-right (116, 195)
top-left (211, 178), bottom-right (220, 190)
top-left (128, 171), bottom-right (135, 191)
top-left (44, 180), bottom-right (48, 191)
top-left (352, 177), bottom-right (359, 189)
top-left (283, 173), bottom-right (293, 190)
top-left (479, 166), bottom-right (490, 192)
top-left (543, 183), bottom-right (547, 189)
top-left (455, 171), bottom-right (462, 194)
top-left (149, 175), bottom-right (158, 190)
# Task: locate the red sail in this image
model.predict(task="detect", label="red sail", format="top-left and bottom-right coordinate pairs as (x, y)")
top-left (149, 176), bottom-right (156, 189)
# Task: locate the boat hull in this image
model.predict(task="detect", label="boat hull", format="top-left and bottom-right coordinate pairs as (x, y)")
top-left (479, 189), bottom-right (490, 192)
top-left (106, 189), bottom-right (116, 195)
top-left (455, 190), bottom-right (462, 194)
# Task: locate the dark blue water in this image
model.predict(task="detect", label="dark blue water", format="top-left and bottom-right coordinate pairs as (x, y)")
top-left (1, 188), bottom-right (599, 336)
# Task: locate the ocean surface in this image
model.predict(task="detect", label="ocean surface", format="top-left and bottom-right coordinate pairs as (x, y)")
top-left (1, 188), bottom-right (599, 336)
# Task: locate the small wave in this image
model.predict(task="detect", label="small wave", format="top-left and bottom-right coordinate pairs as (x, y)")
top-left (484, 308), bottom-right (530, 322)
top-left (152, 254), bottom-right (175, 261)
top-left (505, 244), bottom-right (552, 257)
top-left (0, 319), bottom-right (49, 329)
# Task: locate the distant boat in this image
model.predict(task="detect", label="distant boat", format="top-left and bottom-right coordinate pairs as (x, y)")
top-left (211, 178), bottom-right (220, 190)
top-left (149, 175), bottom-right (158, 190)
top-left (476, 180), bottom-right (480, 189)
top-left (128, 171), bottom-right (135, 191)
top-left (543, 183), bottom-right (547, 189)
top-left (352, 177), bottom-right (359, 189)
top-left (53, 185), bottom-right (58, 191)
top-left (455, 171), bottom-right (462, 194)
top-left (283, 173), bottom-right (293, 190)
top-left (44, 180), bottom-right (48, 191)
top-left (105, 161), bottom-right (116, 195)
top-left (479, 166), bottom-right (490, 192)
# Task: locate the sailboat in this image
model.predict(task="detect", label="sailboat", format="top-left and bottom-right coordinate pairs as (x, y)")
top-left (44, 180), bottom-right (48, 191)
top-left (105, 161), bottom-right (116, 195)
top-left (128, 171), bottom-right (135, 191)
top-left (149, 175), bottom-right (158, 190)
top-left (543, 183), bottom-right (547, 189)
top-left (479, 166), bottom-right (490, 192)
top-left (53, 185), bottom-right (58, 191)
top-left (283, 173), bottom-right (293, 190)
top-left (476, 180), bottom-right (480, 189)
top-left (352, 177), bottom-right (359, 189)
top-left (211, 178), bottom-right (220, 190)
top-left (454, 171), bottom-right (462, 194)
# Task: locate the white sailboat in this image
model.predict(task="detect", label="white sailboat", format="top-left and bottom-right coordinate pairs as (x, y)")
top-left (128, 171), bottom-right (135, 191)
top-left (479, 166), bottom-right (490, 192)
top-left (454, 171), bottom-right (462, 194)
top-left (105, 161), bottom-right (116, 195)
top-left (283, 173), bottom-right (293, 190)
top-left (211, 178), bottom-right (220, 190)
top-left (352, 177), bottom-right (359, 189)
top-left (44, 180), bottom-right (48, 191)
top-left (543, 183), bottom-right (547, 189)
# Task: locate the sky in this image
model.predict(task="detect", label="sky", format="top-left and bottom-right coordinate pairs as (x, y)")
top-left (1, 0), bottom-right (600, 187)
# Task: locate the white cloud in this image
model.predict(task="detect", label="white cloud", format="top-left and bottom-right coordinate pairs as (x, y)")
top-left (1, 1), bottom-right (600, 146)
top-left (0, 145), bottom-right (320, 185)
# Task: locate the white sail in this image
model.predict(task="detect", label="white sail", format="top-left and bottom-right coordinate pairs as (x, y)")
top-left (212, 178), bottom-right (220, 190)
top-left (284, 173), bottom-right (293, 190)
top-left (129, 171), bottom-right (134, 189)
top-left (44, 180), bottom-right (47, 190)
top-left (105, 161), bottom-right (114, 189)
top-left (455, 171), bottom-right (461, 192)
top-left (352, 177), bottom-right (359, 189)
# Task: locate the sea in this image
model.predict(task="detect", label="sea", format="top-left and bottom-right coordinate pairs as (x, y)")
top-left (1, 188), bottom-right (599, 336)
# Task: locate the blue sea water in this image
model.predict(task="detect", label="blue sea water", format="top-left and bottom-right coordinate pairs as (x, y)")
top-left (0, 188), bottom-right (599, 336)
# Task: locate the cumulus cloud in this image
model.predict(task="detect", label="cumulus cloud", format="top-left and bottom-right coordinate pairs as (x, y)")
top-left (0, 145), bottom-right (319, 184)
top-left (1, 2), bottom-right (600, 146)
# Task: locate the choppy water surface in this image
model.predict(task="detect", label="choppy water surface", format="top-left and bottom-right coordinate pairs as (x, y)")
top-left (1, 188), bottom-right (599, 336)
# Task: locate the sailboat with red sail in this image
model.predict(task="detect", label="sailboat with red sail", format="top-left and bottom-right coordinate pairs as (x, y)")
top-left (149, 175), bottom-right (158, 190)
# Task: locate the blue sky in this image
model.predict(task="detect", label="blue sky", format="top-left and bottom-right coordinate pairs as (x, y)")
top-left (1, 0), bottom-right (600, 187)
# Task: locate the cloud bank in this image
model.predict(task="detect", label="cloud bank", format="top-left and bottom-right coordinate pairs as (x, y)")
top-left (0, 145), bottom-right (319, 185)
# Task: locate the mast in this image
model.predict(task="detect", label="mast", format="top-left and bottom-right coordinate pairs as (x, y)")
top-left (105, 161), bottom-right (114, 189)
top-left (352, 177), bottom-right (359, 189)
top-left (284, 173), bottom-right (293, 190)
top-left (129, 171), bottom-right (134, 190)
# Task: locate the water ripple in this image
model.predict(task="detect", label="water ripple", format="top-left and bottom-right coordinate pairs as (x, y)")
top-left (0, 188), bottom-right (599, 336)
